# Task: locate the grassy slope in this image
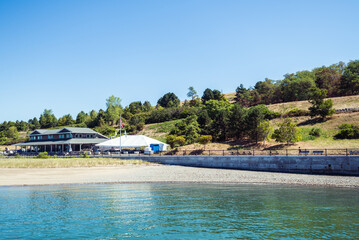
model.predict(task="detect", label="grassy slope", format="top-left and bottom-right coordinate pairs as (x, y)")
top-left (137, 119), bottom-right (182, 142)
top-left (179, 95), bottom-right (359, 150)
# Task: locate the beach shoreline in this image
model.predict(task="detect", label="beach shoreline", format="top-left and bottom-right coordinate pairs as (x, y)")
top-left (1, 165), bottom-right (359, 188)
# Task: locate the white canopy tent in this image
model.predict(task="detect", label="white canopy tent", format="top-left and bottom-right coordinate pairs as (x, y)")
top-left (96, 135), bottom-right (168, 151)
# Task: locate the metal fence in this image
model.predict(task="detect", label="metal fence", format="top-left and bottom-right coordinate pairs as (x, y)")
top-left (2, 148), bottom-right (359, 158)
top-left (160, 149), bottom-right (358, 156)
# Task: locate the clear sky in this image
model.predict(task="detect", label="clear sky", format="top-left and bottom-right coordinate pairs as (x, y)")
top-left (1, 0), bottom-right (359, 122)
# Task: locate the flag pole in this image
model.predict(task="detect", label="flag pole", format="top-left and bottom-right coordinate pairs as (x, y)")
top-left (120, 115), bottom-right (122, 152)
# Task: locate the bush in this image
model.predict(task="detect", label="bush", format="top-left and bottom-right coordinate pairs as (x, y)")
top-left (334, 124), bottom-right (359, 139)
top-left (271, 118), bottom-right (302, 145)
top-left (94, 125), bottom-right (116, 137)
top-left (198, 135), bottom-right (212, 149)
top-left (309, 128), bottom-right (321, 137)
top-left (284, 108), bottom-right (309, 117)
top-left (83, 152), bottom-right (90, 158)
top-left (166, 135), bottom-right (186, 149)
top-left (37, 152), bottom-right (50, 159)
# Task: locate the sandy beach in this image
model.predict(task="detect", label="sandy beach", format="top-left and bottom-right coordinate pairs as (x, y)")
top-left (0, 165), bottom-right (359, 188)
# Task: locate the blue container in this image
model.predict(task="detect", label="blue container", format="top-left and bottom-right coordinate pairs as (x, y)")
top-left (150, 144), bottom-right (160, 153)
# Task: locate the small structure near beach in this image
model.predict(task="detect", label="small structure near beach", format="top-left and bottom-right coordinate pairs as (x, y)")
top-left (96, 135), bottom-right (168, 153)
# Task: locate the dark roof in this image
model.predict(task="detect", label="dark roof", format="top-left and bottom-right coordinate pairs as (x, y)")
top-left (14, 138), bottom-right (107, 146)
top-left (28, 127), bottom-right (99, 136)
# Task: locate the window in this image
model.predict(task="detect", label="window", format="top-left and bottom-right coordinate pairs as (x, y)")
top-left (48, 135), bottom-right (53, 139)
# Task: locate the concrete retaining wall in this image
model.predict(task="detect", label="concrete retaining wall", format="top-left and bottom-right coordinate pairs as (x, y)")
top-left (116, 155), bottom-right (359, 176)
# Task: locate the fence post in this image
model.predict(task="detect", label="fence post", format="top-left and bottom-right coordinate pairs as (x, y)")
top-left (223, 150), bottom-right (225, 156)
top-left (346, 149), bottom-right (348, 156)
top-left (325, 149), bottom-right (327, 156)
top-left (237, 150), bottom-right (239, 156)
top-left (252, 149), bottom-right (255, 156)
top-left (208, 150), bottom-right (210, 156)
top-left (270, 150), bottom-right (272, 156)
top-left (286, 149), bottom-right (288, 156)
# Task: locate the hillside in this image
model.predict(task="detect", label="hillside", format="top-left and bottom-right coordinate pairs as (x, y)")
top-left (141, 94), bottom-right (359, 151)
top-left (4, 95), bottom-right (359, 152)
top-left (267, 95), bottom-right (359, 113)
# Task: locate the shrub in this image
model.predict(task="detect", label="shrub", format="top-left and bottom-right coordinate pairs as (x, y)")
top-left (83, 152), bottom-right (90, 158)
top-left (166, 135), bottom-right (185, 149)
top-left (309, 128), bottom-right (321, 137)
top-left (198, 135), bottom-right (212, 149)
top-left (37, 152), bottom-right (50, 159)
top-left (285, 108), bottom-right (309, 117)
top-left (271, 118), bottom-right (302, 145)
top-left (334, 124), bottom-right (359, 139)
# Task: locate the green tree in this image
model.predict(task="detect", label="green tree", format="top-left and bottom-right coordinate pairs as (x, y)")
top-left (245, 105), bottom-right (269, 143)
top-left (105, 106), bottom-right (121, 126)
top-left (272, 118), bottom-right (302, 145)
top-left (187, 86), bottom-right (198, 100)
top-left (313, 66), bottom-right (341, 97)
top-left (170, 115), bottom-right (201, 144)
top-left (142, 101), bottom-right (152, 112)
top-left (106, 95), bottom-right (122, 108)
top-left (280, 71), bottom-right (316, 102)
top-left (76, 111), bottom-right (88, 124)
top-left (39, 109), bottom-right (57, 128)
top-left (257, 120), bottom-right (272, 145)
top-left (157, 92), bottom-right (180, 108)
top-left (28, 117), bottom-right (40, 130)
top-left (128, 115), bottom-right (145, 132)
top-left (340, 60), bottom-right (359, 95)
top-left (129, 101), bottom-right (142, 114)
top-left (308, 88), bottom-right (335, 119)
top-left (6, 126), bottom-right (19, 139)
top-left (254, 78), bottom-right (279, 104)
top-left (202, 88), bottom-right (223, 104)
top-left (202, 88), bottom-right (214, 103)
top-left (58, 114), bottom-right (75, 126)
top-left (15, 120), bottom-right (28, 131)
top-left (235, 84), bottom-right (253, 107)
top-left (227, 103), bottom-right (247, 139)
top-left (204, 100), bottom-right (231, 141)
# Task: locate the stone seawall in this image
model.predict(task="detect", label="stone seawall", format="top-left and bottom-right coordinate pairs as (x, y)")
top-left (115, 155), bottom-right (359, 176)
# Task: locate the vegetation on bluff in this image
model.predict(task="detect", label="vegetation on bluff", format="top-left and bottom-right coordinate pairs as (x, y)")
top-left (1, 59), bottom-right (359, 149)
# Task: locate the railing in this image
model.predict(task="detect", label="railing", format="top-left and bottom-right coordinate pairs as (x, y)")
top-left (2, 148), bottom-right (359, 158)
top-left (158, 148), bottom-right (359, 156)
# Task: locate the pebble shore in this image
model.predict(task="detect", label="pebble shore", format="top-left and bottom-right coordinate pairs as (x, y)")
top-left (0, 165), bottom-right (359, 188)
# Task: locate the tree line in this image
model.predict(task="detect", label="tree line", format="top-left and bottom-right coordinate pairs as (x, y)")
top-left (1, 59), bottom-right (358, 146)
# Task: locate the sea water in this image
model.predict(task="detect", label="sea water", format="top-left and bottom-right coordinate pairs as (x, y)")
top-left (0, 183), bottom-right (359, 239)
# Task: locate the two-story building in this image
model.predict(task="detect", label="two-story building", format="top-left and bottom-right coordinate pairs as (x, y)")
top-left (14, 127), bottom-right (108, 153)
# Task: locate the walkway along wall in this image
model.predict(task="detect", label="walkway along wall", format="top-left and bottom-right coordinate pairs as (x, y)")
top-left (116, 155), bottom-right (359, 176)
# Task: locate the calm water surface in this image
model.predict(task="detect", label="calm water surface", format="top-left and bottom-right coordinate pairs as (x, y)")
top-left (0, 183), bottom-right (359, 239)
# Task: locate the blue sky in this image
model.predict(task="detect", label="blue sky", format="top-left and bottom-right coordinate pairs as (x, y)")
top-left (1, 0), bottom-right (358, 122)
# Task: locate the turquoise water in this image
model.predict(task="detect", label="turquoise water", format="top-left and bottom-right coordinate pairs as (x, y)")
top-left (1, 184), bottom-right (359, 239)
